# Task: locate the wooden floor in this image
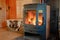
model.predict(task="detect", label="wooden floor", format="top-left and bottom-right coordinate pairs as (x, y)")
top-left (0, 28), bottom-right (24, 40)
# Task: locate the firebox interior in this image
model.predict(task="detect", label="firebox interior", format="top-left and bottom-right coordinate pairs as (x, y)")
top-left (25, 10), bottom-right (43, 26)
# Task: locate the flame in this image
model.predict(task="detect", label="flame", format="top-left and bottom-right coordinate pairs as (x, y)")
top-left (25, 10), bottom-right (43, 26)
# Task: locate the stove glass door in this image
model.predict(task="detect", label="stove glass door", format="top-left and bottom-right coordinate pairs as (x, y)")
top-left (38, 13), bottom-right (43, 26)
top-left (25, 10), bottom-right (43, 26)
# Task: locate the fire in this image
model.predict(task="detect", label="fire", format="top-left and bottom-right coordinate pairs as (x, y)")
top-left (25, 10), bottom-right (43, 26)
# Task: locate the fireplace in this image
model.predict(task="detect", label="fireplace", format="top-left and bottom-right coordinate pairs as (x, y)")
top-left (23, 3), bottom-right (50, 40)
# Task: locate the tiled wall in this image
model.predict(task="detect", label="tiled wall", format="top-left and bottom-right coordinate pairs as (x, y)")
top-left (0, 0), bottom-right (6, 27)
top-left (16, 0), bottom-right (23, 19)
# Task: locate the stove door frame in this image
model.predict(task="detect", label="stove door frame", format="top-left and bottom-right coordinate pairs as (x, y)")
top-left (36, 4), bottom-right (46, 40)
top-left (36, 4), bottom-right (50, 40)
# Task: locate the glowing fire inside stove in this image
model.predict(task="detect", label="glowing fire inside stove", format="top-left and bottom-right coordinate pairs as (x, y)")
top-left (25, 10), bottom-right (43, 26)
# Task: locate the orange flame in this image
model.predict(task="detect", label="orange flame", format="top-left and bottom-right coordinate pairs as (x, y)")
top-left (25, 10), bottom-right (43, 26)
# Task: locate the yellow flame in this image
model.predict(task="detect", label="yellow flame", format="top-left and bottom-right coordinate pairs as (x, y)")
top-left (25, 10), bottom-right (43, 26)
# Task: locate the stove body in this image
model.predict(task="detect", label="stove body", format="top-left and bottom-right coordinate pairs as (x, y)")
top-left (23, 3), bottom-right (50, 40)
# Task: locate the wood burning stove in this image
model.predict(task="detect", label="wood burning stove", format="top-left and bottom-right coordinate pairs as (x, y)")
top-left (23, 3), bottom-right (50, 40)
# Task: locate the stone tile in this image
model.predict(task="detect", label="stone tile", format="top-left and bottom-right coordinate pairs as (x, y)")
top-left (0, 28), bottom-right (24, 40)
